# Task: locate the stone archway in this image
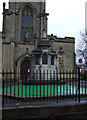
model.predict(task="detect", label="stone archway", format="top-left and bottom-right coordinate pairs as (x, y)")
top-left (20, 58), bottom-right (30, 81)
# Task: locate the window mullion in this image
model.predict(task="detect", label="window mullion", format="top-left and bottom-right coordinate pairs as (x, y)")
top-left (21, 7), bottom-right (33, 42)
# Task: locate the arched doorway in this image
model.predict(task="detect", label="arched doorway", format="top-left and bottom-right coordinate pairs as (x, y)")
top-left (20, 59), bottom-right (30, 82)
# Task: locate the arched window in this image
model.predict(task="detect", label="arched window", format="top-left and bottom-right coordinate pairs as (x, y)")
top-left (42, 53), bottom-right (48, 64)
top-left (21, 6), bottom-right (34, 42)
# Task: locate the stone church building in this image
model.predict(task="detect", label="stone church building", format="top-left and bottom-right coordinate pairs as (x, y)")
top-left (2, 1), bottom-right (76, 78)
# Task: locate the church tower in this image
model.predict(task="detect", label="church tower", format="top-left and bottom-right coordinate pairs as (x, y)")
top-left (2, 1), bottom-right (45, 73)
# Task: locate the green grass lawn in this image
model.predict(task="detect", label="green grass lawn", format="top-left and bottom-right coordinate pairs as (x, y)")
top-left (1, 84), bottom-right (87, 97)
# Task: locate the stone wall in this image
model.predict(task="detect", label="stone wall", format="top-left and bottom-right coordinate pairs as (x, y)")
top-left (53, 36), bottom-right (75, 70)
top-left (2, 36), bottom-right (76, 71)
top-left (3, 2), bottom-right (44, 43)
top-left (2, 2), bottom-right (44, 71)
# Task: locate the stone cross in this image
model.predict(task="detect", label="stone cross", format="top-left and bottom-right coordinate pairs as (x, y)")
top-left (39, 10), bottom-right (49, 38)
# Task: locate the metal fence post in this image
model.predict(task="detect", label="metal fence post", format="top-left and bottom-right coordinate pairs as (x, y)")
top-left (2, 70), bottom-right (4, 106)
top-left (40, 70), bottom-right (41, 100)
top-left (78, 67), bottom-right (80, 103)
top-left (57, 69), bottom-right (58, 104)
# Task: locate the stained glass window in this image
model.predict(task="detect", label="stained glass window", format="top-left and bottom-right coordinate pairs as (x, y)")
top-left (21, 6), bottom-right (34, 42)
top-left (30, 15), bottom-right (33, 27)
top-left (21, 28), bottom-right (25, 41)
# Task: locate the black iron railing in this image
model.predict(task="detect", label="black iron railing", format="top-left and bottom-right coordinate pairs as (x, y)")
top-left (1, 69), bottom-right (87, 106)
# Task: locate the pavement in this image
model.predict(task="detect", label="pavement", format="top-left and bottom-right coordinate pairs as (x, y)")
top-left (2, 100), bottom-right (87, 120)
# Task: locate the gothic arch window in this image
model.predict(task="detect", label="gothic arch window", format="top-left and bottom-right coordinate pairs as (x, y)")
top-left (20, 6), bottom-right (34, 42)
top-left (42, 53), bottom-right (48, 64)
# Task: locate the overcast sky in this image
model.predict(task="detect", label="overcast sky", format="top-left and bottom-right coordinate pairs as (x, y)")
top-left (0, 0), bottom-right (86, 46)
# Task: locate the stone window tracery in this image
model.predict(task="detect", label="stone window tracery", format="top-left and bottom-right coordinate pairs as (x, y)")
top-left (21, 6), bottom-right (34, 42)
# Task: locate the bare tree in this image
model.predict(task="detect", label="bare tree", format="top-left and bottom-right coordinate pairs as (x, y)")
top-left (76, 30), bottom-right (87, 64)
